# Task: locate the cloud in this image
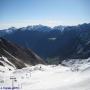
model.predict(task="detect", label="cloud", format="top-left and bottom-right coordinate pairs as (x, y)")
top-left (0, 19), bottom-right (88, 29)
top-left (0, 20), bottom-right (61, 29)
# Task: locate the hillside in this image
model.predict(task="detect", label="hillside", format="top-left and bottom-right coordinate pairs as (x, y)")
top-left (0, 38), bottom-right (45, 69)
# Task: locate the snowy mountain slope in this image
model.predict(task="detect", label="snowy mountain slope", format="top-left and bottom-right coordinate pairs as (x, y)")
top-left (0, 56), bottom-right (15, 70)
top-left (0, 58), bottom-right (90, 90)
top-left (62, 58), bottom-right (90, 71)
top-left (0, 27), bottom-right (16, 37)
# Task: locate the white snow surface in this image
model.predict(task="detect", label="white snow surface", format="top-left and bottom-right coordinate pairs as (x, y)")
top-left (0, 58), bottom-right (90, 90)
top-left (0, 56), bottom-right (15, 71)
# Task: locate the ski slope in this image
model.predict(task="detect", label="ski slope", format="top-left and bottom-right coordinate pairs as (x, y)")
top-left (0, 58), bottom-right (90, 90)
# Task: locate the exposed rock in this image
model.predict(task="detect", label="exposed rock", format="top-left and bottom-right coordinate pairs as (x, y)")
top-left (0, 37), bottom-right (45, 69)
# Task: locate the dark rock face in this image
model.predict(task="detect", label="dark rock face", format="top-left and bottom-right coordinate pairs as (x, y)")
top-left (0, 38), bottom-right (45, 69)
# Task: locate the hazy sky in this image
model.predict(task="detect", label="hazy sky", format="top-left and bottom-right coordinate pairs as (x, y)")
top-left (0, 0), bottom-right (90, 29)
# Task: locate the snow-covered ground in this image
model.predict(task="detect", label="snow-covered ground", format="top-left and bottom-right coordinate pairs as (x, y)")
top-left (0, 58), bottom-right (90, 90)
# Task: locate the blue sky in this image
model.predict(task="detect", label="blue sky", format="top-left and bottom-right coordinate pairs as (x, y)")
top-left (0, 0), bottom-right (90, 29)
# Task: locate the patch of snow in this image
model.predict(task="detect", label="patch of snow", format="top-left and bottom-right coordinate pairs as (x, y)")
top-left (48, 38), bottom-right (56, 40)
top-left (0, 56), bottom-right (15, 70)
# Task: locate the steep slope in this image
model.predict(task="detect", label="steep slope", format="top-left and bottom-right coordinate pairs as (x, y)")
top-left (0, 56), bottom-right (16, 70)
top-left (0, 38), bottom-right (45, 69)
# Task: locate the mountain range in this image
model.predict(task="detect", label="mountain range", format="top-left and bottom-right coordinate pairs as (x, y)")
top-left (0, 23), bottom-right (90, 63)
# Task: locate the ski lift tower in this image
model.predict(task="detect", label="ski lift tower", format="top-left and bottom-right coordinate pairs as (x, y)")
top-left (10, 76), bottom-right (16, 90)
